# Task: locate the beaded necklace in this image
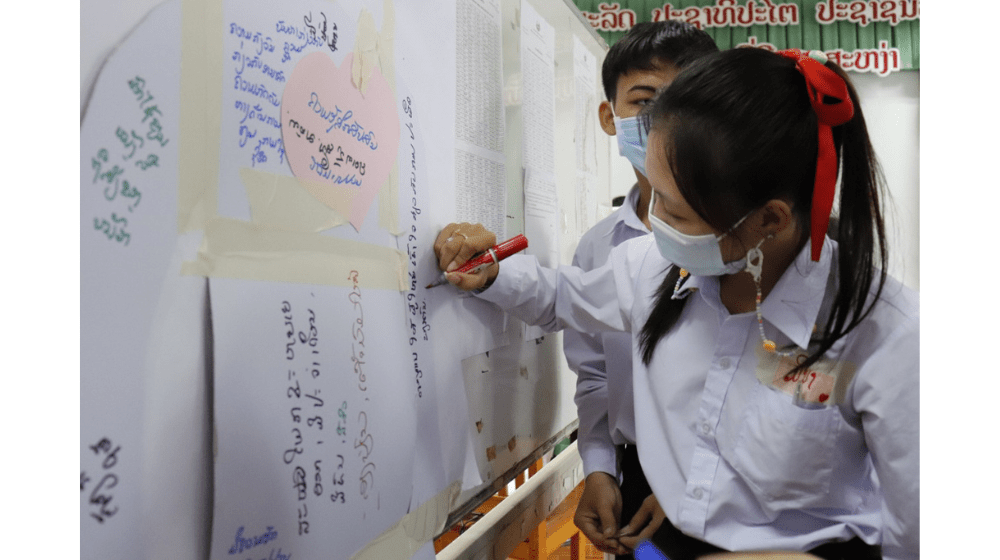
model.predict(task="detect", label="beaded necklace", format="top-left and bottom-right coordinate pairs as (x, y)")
top-left (671, 238), bottom-right (794, 357)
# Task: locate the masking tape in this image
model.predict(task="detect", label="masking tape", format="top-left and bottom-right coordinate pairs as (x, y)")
top-left (352, 9), bottom-right (379, 95)
top-left (181, 217), bottom-right (407, 291)
top-left (380, 167), bottom-right (402, 236)
top-left (241, 168), bottom-right (348, 232)
top-left (179, 0), bottom-right (224, 233)
top-left (378, 0), bottom-right (397, 95)
top-left (374, 0), bottom-right (402, 236)
top-left (351, 480), bottom-right (461, 560)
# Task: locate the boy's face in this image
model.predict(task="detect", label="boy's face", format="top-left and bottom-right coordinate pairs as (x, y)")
top-left (600, 60), bottom-right (682, 130)
top-left (599, 60), bottom-right (682, 183)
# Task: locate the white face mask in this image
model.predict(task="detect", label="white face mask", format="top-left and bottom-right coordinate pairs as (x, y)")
top-left (613, 111), bottom-right (648, 177)
top-left (647, 191), bottom-right (751, 276)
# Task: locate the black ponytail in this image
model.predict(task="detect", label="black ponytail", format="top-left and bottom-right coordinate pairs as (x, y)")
top-left (638, 49), bottom-right (888, 372)
top-left (639, 265), bottom-right (685, 366)
top-left (801, 63), bottom-right (888, 375)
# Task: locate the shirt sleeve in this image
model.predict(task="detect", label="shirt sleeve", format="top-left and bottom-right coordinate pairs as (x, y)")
top-left (474, 246), bottom-right (635, 335)
top-left (564, 248), bottom-right (618, 477)
top-left (851, 313), bottom-right (920, 560)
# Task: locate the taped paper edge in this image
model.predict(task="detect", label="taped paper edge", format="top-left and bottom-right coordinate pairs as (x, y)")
top-left (181, 218), bottom-right (407, 291)
top-left (352, 9), bottom-right (379, 95)
top-left (241, 167), bottom-right (348, 232)
top-left (351, 480), bottom-right (461, 560)
top-left (375, 0), bottom-right (402, 236)
top-left (179, 0), bottom-right (224, 233)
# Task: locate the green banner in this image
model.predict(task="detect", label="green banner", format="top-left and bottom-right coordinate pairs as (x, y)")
top-left (573, 0), bottom-right (919, 74)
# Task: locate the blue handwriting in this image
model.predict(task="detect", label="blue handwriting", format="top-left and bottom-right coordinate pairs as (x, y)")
top-left (309, 157), bottom-right (362, 186)
top-left (228, 525), bottom-right (278, 555)
top-left (307, 93), bottom-right (378, 150)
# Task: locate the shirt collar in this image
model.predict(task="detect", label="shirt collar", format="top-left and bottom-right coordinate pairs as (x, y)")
top-left (617, 184), bottom-right (649, 234)
top-left (683, 236), bottom-right (834, 350)
top-left (757, 236), bottom-right (834, 349)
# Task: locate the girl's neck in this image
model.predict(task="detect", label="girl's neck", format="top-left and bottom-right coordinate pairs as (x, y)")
top-left (635, 178), bottom-right (652, 230)
top-left (718, 237), bottom-right (803, 315)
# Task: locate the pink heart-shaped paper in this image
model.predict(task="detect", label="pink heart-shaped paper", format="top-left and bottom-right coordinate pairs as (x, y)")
top-left (281, 51), bottom-right (399, 230)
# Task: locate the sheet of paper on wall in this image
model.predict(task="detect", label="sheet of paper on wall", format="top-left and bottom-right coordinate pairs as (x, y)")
top-left (522, 167), bottom-right (558, 342)
top-left (519, 0), bottom-right (556, 189)
top-left (519, 2), bottom-right (558, 339)
top-left (80, 1), bottom-right (190, 558)
top-left (574, 34), bottom-right (600, 234)
top-left (461, 337), bottom-right (569, 483)
top-left (209, 276), bottom-right (416, 560)
top-left (454, 0), bottom-right (507, 239)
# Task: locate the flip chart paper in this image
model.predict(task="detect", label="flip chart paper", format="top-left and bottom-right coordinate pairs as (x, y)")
top-left (209, 275), bottom-right (417, 560)
top-left (217, 0), bottom-right (351, 224)
top-left (80, 1), bottom-right (185, 558)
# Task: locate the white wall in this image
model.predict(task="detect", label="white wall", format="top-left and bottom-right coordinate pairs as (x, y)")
top-left (608, 70), bottom-right (920, 291)
top-left (853, 71), bottom-right (919, 291)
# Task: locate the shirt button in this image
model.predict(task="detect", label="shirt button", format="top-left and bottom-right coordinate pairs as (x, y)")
top-left (719, 358), bottom-right (731, 369)
top-left (692, 487), bottom-right (704, 500)
top-left (701, 422), bottom-right (712, 435)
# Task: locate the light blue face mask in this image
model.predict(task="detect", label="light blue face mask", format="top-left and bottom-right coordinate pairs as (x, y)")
top-left (648, 191), bottom-right (754, 276)
top-left (613, 114), bottom-right (648, 177)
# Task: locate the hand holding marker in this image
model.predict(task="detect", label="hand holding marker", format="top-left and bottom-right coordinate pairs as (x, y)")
top-left (426, 234), bottom-right (529, 288)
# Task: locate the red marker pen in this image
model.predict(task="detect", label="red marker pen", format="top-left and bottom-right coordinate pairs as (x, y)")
top-left (426, 234), bottom-right (529, 289)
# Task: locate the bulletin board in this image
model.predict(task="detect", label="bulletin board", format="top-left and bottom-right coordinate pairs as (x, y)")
top-left (79, 1), bottom-right (612, 559)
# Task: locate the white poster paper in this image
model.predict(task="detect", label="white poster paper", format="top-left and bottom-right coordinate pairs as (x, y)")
top-left (209, 276), bottom-right (416, 560)
top-left (80, 2), bottom-right (186, 558)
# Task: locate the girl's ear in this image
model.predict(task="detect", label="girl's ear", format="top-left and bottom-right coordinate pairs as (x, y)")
top-left (744, 199), bottom-right (795, 240)
top-left (599, 100), bottom-right (617, 136)
top-left (759, 199), bottom-right (795, 236)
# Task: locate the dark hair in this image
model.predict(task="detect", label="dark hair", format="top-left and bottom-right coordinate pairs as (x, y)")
top-left (638, 48), bottom-right (888, 376)
top-left (601, 21), bottom-right (718, 103)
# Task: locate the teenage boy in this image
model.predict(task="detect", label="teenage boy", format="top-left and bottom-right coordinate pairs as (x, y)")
top-left (567, 21), bottom-right (718, 559)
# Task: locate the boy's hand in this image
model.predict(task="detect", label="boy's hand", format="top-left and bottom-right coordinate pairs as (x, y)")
top-left (573, 472), bottom-right (629, 555)
top-left (618, 493), bottom-right (666, 550)
top-left (432, 222), bottom-right (498, 291)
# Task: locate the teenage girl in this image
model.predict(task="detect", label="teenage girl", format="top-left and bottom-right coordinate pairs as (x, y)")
top-left (434, 47), bottom-right (918, 560)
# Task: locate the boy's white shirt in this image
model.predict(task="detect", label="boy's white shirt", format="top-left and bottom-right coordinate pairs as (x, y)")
top-left (563, 184), bottom-right (648, 477)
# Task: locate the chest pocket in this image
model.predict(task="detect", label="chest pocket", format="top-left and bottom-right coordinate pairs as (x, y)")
top-left (727, 379), bottom-right (842, 509)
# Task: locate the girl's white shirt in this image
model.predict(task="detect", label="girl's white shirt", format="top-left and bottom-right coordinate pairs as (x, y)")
top-left (475, 234), bottom-right (919, 560)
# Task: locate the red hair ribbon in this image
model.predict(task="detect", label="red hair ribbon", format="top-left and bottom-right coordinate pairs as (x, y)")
top-left (777, 49), bottom-right (854, 261)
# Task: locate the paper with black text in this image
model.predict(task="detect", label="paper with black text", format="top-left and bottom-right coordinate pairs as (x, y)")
top-left (209, 276), bottom-right (417, 560)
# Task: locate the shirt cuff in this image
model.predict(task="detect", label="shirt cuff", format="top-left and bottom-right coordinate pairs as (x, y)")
top-left (579, 439), bottom-right (618, 478)
top-left (472, 255), bottom-right (526, 306)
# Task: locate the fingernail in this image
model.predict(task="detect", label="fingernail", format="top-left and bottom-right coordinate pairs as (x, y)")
top-left (446, 261), bottom-right (457, 272)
